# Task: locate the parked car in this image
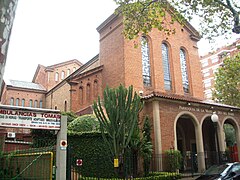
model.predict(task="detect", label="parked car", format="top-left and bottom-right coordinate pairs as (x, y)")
top-left (196, 162), bottom-right (240, 180)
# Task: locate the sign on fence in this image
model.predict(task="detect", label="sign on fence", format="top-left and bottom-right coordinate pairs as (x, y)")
top-left (0, 105), bottom-right (61, 130)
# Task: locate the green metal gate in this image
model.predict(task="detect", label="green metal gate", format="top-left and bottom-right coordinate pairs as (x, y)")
top-left (0, 144), bottom-right (56, 179)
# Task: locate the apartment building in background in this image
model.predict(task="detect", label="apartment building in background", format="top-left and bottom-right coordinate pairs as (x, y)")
top-left (200, 39), bottom-right (240, 101)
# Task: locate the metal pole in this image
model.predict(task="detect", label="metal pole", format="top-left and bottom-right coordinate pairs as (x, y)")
top-left (56, 115), bottom-right (67, 180)
top-left (214, 123), bottom-right (221, 164)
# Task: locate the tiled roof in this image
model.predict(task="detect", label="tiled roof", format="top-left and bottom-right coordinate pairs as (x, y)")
top-left (6, 80), bottom-right (46, 91)
top-left (142, 91), bottom-right (240, 110)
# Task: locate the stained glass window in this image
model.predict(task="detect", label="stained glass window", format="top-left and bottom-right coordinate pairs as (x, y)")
top-left (180, 49), bottom-right (189, 93)
top-left (162, 43), bottom-right (171, 90)
top-left (141, 36), bottom-right (151, 86)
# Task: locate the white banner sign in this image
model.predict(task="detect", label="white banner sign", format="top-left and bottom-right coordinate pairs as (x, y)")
top-left (0, 108), bottom-right (61, 130)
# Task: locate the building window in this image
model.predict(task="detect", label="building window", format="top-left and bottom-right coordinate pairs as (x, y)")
top-left (67, 69), bottom-right (70, 76)
top-left (29, 99), bottom-right (33, 107)
top-left (203, 69), bottom-right (210, 77)
top-left (34, 100), bottom-right (38, 108)
top-left (94, 80), bottom-right (98, 98)
top-left (61, 71), bottom-right (65, 80)
top-left (73, 67), bottom-right (76, 71)
top-left (39, 100), bottom-right (43, 108)
top-left (55, 106), bottom-right (57, 110)
top-left (55, 72), bottom-right (59, 82)
top-left (86, 84), bottom-right (91, 101)
top-left (79, 86), bottom-right (84, 105)
top-left (161, 43), bottom-right (171, 90)
top-left (16, 98), bottom-right (19, 106)
top-left (204, 79), bottom-right (211, 88)
top-left (201, 60), bottom-right (208, 67)
top-left (211, 56), bottom-right (218, 63)
top-left (64, 101), bottom-right (67, 111)
top-left (21, 99), bottom-right (25, 107)
top-left (10, 98), bottom-right (14, 106)
top-left (180, 49), bottom-right (189, 93)
top-left (141, 36), bottom-right (151, 86)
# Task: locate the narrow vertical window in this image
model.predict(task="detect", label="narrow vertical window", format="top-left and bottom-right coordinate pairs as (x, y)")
top-left (22, 99), bottom-right (25, 107)
top-left (79, 86), bottom-right (83, 105)
top-left (61, 71), bottom-right (65, 79)
top-left (141, 36), bottom-right (151, 86)
top-left (55, 106), bottom-right (58, 110)
top-left (94, 80), bottom-right (98, 98)
top-left (180, 49), bottom-right (189, 93)
top-left (64, 101), bottom-right (67, 111)
top-left (10, 98), bottom-right (14, 106)
top-left (39, 100), bottom-right (43, 108)
top-left (86, 84), bottom-right (91, 101)
top-left (162, 43), bottom-right (172, 90)
top-left (73, 67), bottom-right (76, 72)
top-left (16, 98), bottom-right (19, 106)
top-left (55, 72), bottom-right (59, 82)
top-left (67, 69), bottom-right (70, 76)
top-left (29, 99), bottom-right (33, 107)
top-left (34, 100), bottom-right (38, 108)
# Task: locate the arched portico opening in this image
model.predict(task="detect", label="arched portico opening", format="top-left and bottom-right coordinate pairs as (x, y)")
top-left (202, 116), bottom-right (218, 168)
top-left (223, 118), bottom-right (240, 162)
top-left (176, 113), bottom-right (198, 173)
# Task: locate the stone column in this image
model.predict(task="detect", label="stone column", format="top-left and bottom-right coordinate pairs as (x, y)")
top-left (152, 100), bottom-right (162, 171)
top-left (195, 125), bottom-right (205, 173)
top-left (236, 126), bottom-right (240, 162)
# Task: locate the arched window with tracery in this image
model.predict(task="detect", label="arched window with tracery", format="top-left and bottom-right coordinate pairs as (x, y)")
top-left (94, 80), bottom-right (98, 98)
top-left (161, 43), bottom-right (172, 90)
top-left (86, 83), bottom-right (91, 101)
top-left (141, 36), bottom-right (151, 86)
top-left (180, 48), bottom-right (189, 93)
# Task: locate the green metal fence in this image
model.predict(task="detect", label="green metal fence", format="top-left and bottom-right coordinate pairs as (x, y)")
top-left (0, 138), bottom-right (56, 180)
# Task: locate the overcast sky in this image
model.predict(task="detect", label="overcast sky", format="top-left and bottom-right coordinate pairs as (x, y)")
top-left (3, 0), bottom-right (239, 82)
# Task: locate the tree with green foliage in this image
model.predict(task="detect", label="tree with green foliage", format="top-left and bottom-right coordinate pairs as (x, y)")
top-left (93, 84), bottom-right (143, 176)
top-left (141, 115), bottom-right (153, 176)
top-left (213, 53), bottom-right (240, 107)
top-left (68, 114), bottom-right (100, 132)
top-left (113, 0), bottom-right (240, 40)
top-left (61, 111), bottom-right (78, 125)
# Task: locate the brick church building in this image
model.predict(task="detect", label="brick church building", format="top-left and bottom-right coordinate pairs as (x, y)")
top-left (1, 12), bottom-right (240, 172)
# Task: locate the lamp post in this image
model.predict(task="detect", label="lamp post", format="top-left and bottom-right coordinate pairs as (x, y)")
top-left (211, 112), bottom-right (221, 164)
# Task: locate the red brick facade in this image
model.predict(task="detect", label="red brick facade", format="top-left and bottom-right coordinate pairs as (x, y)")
top-left (0, 12), bottom-right (240, 172)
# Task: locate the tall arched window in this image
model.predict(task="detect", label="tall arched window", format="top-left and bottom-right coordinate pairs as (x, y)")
top-left (64, 101), bottom-right (67, 111)
top-left (61, 71), bottom-right (65, 79)
top-left (79, 86), bottom-right (84, 105)
top-left (34, 100), bottom-right (38, 108)
top-left (162, 43), bottom-right (171, 90)
top-left (10, 98), bottom-right (14, 106)
top-left (94, 80), bottom-right (98, 98)
top-left (39, 100), bottom-right (43, 108)
top-left (180, 48), bottom-right (189, 93)
top-left (22, 99), bottom-right (25, 107)
top-left (67, 69), bottom-right (70, 76)
top-left (55, 72), bottom-right (59, 82)
top-left (141, 36), bottom-right (151, 86)
top-left (29, 99), bottom-right (33, 107)
top-left (16, 98), bottom-right (19, 106)
top-left (86, 84), bottom-right (91, 101)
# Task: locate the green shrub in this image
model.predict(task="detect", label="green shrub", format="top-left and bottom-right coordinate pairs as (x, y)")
top-left (68, 114), bottom-right (100, 132)
top-left (68, 132), bottom-right (115, 178)
top-left (165, 150), bottom-right (182, 172)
